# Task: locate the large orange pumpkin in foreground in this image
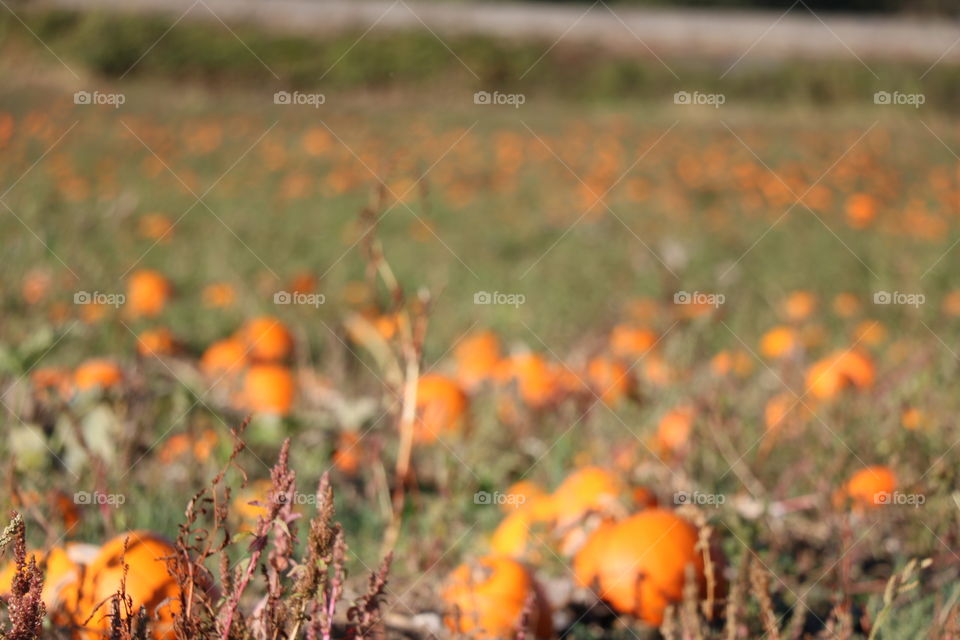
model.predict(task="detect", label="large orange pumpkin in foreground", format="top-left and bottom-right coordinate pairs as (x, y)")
top-left (243, 365), bottom-right (295, 415)
top-left (591, 510), bottom-right (704, 626)
top-left (64, 532), bottom-right (180, 639)
top-left (239, 316), bottom-right (294, 363)
top-left (414, 374), bottom-right (468, 443)
top-left (127, 270), bottom-right (172, 318)
top-left (443, 555), bottom-right (552, 639)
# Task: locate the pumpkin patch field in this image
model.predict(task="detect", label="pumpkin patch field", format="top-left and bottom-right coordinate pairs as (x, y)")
top-left (2, 6), bottom-right (960, 639)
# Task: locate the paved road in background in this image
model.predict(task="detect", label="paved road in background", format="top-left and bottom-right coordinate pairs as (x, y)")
top-left (32, 0), bottom-right (960, 65)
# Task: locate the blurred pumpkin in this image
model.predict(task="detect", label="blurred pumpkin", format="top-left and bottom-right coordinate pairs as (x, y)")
top-left (609, 325), bottom-right (657, 358)
top-left (201, 337), bottom-right (248, 378)
top-left (586, 356), bottom-right (632, 406)
top-left (239, 316), bottom-right (294, 362)
top-left (502, 480), bottom-right (546, 514)
top-left (656, 406), bottom-right (696, 454)
top-left (201, 338), bottom-right (248, 378)
top-left (805, 350), bottom-right (875, 399)
top-left (845, 193), bottom-right (878, 228)
top-left (453, 330), bottom-right (502, 389)
top-left (496, 353), bottom-right (558, 409)
top-left (332, 431), bottom-right (362, 475)
top-left (136, 327), bottom-right (177, 357)
top-left (413, 374), bottom-right (468, 443)
top-left (833, 293), bottom-right (861, 318)
top-left (840, 465), bottom-right (897, 510)
top-left (490, 510), bottom-right (534, 559)
top-left (202, 282), bottom-right (236, 308)
top-left (74, 359), bottom-right (123, 392)
top-left (443, 556), bottom-right (552, 639)
top-left (232, 478), bottom-right (276, 529)
top-left (137, 213), bottom-right (174, 242)
top-left (31, 366), bottom-right (73, 398)
top-left (592, 510), bottom-right (705, 626)
top-left (901, 407), bottom-right (928, 431)
top-left (127, 270), bottom-right (172, 318)
top-left (0, 544), bottom-right (94, 609)
top-left (759, 326), bottom-right (798, 359)
top-left (783, 291), bottom-right (817, 322)
top-left (550, 466), bottom-right (621, 526)
top-left (572, 519), bottom-right (616, 588)
top-left (243, 365), bottom-right (295, 415)
top-left (66, 532), bottom-right (181, 639)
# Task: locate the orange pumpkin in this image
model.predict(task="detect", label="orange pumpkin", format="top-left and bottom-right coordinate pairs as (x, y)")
top-left (586, 356), bottom-right (632, 406)
top-left (413, 374), bottom-right (468, 443)
top-left (759, 326), bottom-right (798, 359)
top-left (832, 293), bottom-right (860, 318)
top-left (200, 338), bottom-right (248, 378)
top-left (805, 350), bottom-right (875, 399)
top-left (656, 406), bottom-right (696, 453)
top-left (453, 330), bottom-right (502, 389)
top-left (243, 365), bottom-right (295, 415)
top-left (74, 359), bottom-right (123, 392)
top-left (0, 544), bottom-right (94, 609)
top-left (136, 327), bottom-right (177, 357)
top-left (202, 282), bottom-right (236, 308)
top-left (550, 467), bottom-right (621, 526)
top-left (845, 193), bottom-right (878, 228)
top-left (239, 316), bottom-right (294, 362)
top-left (609, 325), bottom-right (658, 358)
top-left (592, 510), bottom-right (705, 626)
top-left (443, 556), bottom-right (552, 639)
top-left (502, 480), bottom-right (546, 514)
top-left (782, 291), bottom-right (816, 322)
top-left (31, 366), bottom-right (73, 398)
top-left (496, 353), bottom-right (558, 409)
top-left (68, 532), bottom-right (181, 639)
top-left (841, 465), bottom-right (897, 510)
top-left (572, 519), bottom-right (617, 588)
top-left (490, 511), bottom-right (534, 559)
top-left (127, 270), bottom-right (172, 318)
top-left (331, 431), bottom-right (362, 475)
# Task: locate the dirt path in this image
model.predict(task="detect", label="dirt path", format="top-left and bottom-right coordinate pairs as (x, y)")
top-left (32, 0), bottom-right (960, 65)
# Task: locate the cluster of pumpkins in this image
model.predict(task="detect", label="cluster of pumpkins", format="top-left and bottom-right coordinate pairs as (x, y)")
top-left (442, 466), bottom-right (716, 638)
top-left (0, 531), bottom-right (182, 639)
top-left (441, 460), bottom-right (904, 638)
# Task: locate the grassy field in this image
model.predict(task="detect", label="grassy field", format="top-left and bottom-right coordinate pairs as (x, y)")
top-left (2, 7), bottom-right (960, 640)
